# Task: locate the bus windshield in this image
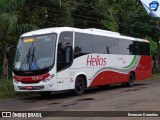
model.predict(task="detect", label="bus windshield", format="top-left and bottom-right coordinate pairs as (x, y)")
top-left (14, 34), bottom-right (57, 71)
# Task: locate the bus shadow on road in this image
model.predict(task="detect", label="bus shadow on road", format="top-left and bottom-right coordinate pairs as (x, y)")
top-left (19, 83), bottom-right (148, 102)
top-left (85, 83), bottom-right (148, 94)
top-left (19, 91), bottom-right (74, 102)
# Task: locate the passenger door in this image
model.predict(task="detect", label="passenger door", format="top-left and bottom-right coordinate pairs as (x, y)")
top-left (56, 32), bottom-right (73, 90)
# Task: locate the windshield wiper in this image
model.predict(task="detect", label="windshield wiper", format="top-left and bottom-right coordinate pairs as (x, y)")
top-left (29, 46), bottom-right (39, 70)
top-left (19, 48), bottom-right (31, 70)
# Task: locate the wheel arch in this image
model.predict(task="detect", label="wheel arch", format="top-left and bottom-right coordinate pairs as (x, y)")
top-left (75, 73), bottom-right (87, 88)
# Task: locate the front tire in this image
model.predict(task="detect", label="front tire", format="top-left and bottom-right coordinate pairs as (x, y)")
top-left (73, 76), bottom-right (85, 95)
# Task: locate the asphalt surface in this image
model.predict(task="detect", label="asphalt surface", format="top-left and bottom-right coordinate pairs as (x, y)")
top-left (0, 79), bottom-right (160, 120)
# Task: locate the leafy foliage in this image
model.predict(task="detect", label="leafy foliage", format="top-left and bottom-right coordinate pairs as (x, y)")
top-left (145, 36), bottom-right (158, 59)
top-left (0, 0), bottom-right (38, 79)
top-left (0, 0), bottom-right (159, 78)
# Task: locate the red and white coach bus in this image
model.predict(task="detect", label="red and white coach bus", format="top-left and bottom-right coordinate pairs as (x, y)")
top-left (12, 27), bottom-right (152, 96)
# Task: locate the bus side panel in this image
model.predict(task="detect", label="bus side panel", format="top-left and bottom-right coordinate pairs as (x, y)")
top-left (135, 56), bottom-right (152, 80)
top-left (90, 70), bottom-right (129, 87)
top-left (70, 68), bottom-right (93, 89)
top-left (56, 68), bottom-right (70, 91)
top-left (71, 54), bottom-right (152, 88)
top-left (69, 55), bottom-right (94, 89)
top-left (89, 54), bottom-right (135, 87)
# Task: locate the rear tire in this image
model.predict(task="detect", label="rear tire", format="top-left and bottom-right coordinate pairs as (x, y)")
top-left (121, 82), bottom-right (126, 87)
top-left (126, 72), bottom-right (135, 87)
top-left (73, 76), bottom-right (85, 95)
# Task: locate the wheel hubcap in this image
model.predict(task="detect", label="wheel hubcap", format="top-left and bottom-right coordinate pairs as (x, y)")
top-left (76, 80), bottom-right (83, 91)
top-left (130, 75), bottom-right (134, 85)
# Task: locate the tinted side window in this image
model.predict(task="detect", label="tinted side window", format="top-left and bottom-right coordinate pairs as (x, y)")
top-left (129, 41), bottom-right (140, 55)
top-left (92, 35), bottom-right (106, 54)
top-left (74, 33), bottom-right (92, 58)
top-left (118, 39), bottom-right (130, 55)
top-left (143, 43), bottom-right (150, 55)
top-left (138, 42), bottom-right (144, 55)
top-left (106, 37), bottom-right (119, 54)
top-left (128, 41), bottom-right (150, 55)
top-left (58, 32), bottom-right (73, 44)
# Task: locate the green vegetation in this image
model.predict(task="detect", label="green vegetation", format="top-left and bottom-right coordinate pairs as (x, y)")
top-left (0, 79), bottom-right (32, 99)
top-left (0, 0), bottom-right (38, 79)
top-left (0, 79), bottom-right (15, 98)
top-left (0, 0), bottom-right (159, 90)
top-left (147, 74), bottom-right (160, 80)
top-left (145, 36), bottom-right (158, 59)
top-left (0, 80), bottom-right (15, 98)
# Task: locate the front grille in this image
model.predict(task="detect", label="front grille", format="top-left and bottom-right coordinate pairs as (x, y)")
top-left (18, 85), bottom-right (44, 90)
top-left (21, 81), bottom-right (40, 84)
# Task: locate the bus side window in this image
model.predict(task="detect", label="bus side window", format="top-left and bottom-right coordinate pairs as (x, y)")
top-left (129, 41), bottom-right (140, 55)
top-left (118, 39), bottom-right (130, 55)
top-left (105, 37), bottom-right (119, 54)
top-left (143, 43), bottom-right (150, 55)
top-left (74, 33), bottom-right (92, 58)
top-left (92, 35), bottom-right (106, 54)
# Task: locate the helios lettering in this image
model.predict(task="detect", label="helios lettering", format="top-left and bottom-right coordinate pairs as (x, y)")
top-left (86, 55), bottom-right (106, 66)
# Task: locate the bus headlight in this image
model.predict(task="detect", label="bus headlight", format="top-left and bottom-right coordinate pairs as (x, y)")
top-left (13, 79), bottom-right (19, 84)
top-left (42, 74), bottom-right (54, 83)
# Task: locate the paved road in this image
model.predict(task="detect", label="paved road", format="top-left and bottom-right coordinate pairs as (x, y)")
top-left (0, 79), bottom-right (160, 120)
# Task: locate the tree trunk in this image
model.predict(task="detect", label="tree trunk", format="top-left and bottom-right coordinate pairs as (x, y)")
top-left (1, 44), bottom-right (8, 80)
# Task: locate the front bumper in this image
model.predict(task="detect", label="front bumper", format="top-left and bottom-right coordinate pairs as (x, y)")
top-left (13, 80), bottom-right (55, 92)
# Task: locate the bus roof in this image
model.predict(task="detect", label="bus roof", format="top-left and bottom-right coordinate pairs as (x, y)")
top-left (21, 27), bottom-right (149, 43)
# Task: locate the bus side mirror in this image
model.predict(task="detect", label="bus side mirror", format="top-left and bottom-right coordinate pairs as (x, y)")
top-left (65, 47), bottom-right (71, 63)
top-left (75, 47), bottom-right (81, 55)
top-left (61, 42), bottom-right (70, 49)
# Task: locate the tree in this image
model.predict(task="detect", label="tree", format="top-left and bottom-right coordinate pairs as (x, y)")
top-left (0, 0), bottom-right (159, 78)
top-left (0, 0), bottom-right (38, 80)
top-left (19, 0), bottom-right (73, 28)
top-left (72, 0), bottom-right (100, 28)
top-left (96, 0), bottom-right (119, 31)
top-left (145, 36), bottom-right (158, 59)
top-left (116, 0), bottom-right (157, 39)
top-left (145, 36), bottom-right (158, 72)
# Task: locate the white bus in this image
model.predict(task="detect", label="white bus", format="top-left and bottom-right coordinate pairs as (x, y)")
top-left (12, 27), bottom-right (152, 96)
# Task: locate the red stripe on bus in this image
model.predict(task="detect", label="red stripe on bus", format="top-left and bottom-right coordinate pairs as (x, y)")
top-left (13, 73), bottom-right (50, 83)
top-left (90, 71), bottom-right (129, 87)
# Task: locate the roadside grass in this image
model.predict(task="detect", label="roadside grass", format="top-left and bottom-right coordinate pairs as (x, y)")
top-left (0, 79), bottom-right (33, 99)
top-left (147, 74), bottom-right (160, 80)
top-left (0, 79), bottom-right (15, 98)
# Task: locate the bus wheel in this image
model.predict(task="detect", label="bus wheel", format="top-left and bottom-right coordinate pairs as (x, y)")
top-left (121, 82), bottom-right (126, 87)
top-left (73, 76), bottom-right (85, 95)
top-left (39, 92), bottom-right (51, 98)
top-left (127, 73), bottom-right (135, 87)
